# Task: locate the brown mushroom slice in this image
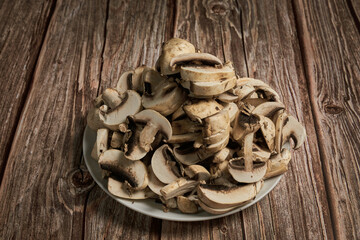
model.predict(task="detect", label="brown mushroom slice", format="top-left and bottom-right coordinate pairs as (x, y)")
top-left (232, 84), bottom-right (256, 100)
top-left (232, 111), bottom-right (261, 142)
top-left (100, 90), bottom-right (142, 130)
top-left (203, 126), bottom-right (230, 145)
top-left (273, 110), bottom-right (287, 154)
top-left (252, 143), bottom-right (271, 161)
top-left (151, 145), bottom-right (181, 184)
top-left (99, 149), bottom-right (148, 190)
top-left (102, 88), bottom-right (122, 109)
top-left (182, 76), bottom-right (237, 97)
top-left (123, 117), bottom-right (148, 160)
top-left (177, 196), bottom-right (198, 214)
top-left (203, 109), bottom-right (230, 137)
top-left (160, 178), bottom-right (198, 200)
top-left (108, 177), bottom-right (152, 199)
top-left (158, 38), bottom-right (196, 75)
top-left (93, 94), bottom-right (104, 107)
top-left (87, 107), bottom-right (105, 130)
top-left (217, 91), bottom-right (239, 103)
top-left (264, 148), bottom-right (291, 179)
top-left (213, 147), bottom-right (234, 163)
top-left (171, 118), bottom-right (202, 135)
top-left (168, 132), bottom-right (201, 144)
top-left (237, 77), bottom-right (272, 88)
top-left (183, 99), bottom-right (224, 122)
top-left (116, 70), bottom-right (134, 94)
top-left (173, 144), bottom-right (202, 165)
top-left (110, 132), bottom-right (123, 149)
top-left (185, 165), bottom-right (211, 181)
top-left (170, 53), bottom-right (222, 70)
top-left (133, 109), bottom-right (172, 152)
top-left (252, 102), bottom-right (285, 117)
top-left (172, 105), bottom-right (187, 120)
top-left (180, 62), bottom-right (235, 82)
top-left (228, 158), bottom-right (267, 183)
top-left (147, 165), bottom-right (166, 195)
top-left (200, 133), bottom-right (229, 155)
top-left (197, 199), bottom-right (238, 215)
top-left (281, 116), bottom-right (306, 149)
top-left (259, 116), bottom-right (276, 152)
top-left (160, 197), bottom-right (178, 212)
top-left (97, 128), bottom-right (109, 157)
top-left (222, 102), bottom-right (239, 123)
top-left (197, 183), bottom-right (257, 208)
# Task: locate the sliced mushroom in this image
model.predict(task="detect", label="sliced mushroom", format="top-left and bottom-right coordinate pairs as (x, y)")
top-left (212, 147), bottom-right (234, 163)
top-left (93, 94), bottom-right (104, 107)
top-left (133, 109), bottom-right (172, 152)
top-left (160, 197), bottom-right (178, 212)
top-left (171, 118), bottom-right (202, 135)
top-left (259, 116), bottom-right (276, 152)
top-left (172, 104), bottom-right (187, 120)
top-left (110, 131), bottom-right (123, 149)
top-left (185, 165), bottom-right (210, 181)
top-left (252, 143), bottom-right (271, 161)
top-left (197, 183), bottom-right (257, 208)
top-left (99, 149), bottom-right (148, 190)
top-left (147, 165), bottom-right (166, 195)
top-left (100, 90), bottom-right (142, 130)
top-left (102, 88), bottom-right (122, 109)
top-left (87, 107), bottom-right (105, 130)
top-left (199, 133), bottom-right (229, 157)
top-left (252, 101), bottom-right (285, 117)
top-left (222, 102), bottom-right (239, 124)
top-left (116, 70), bottom-right (134, 94)
top-left (281, 116), bottom-right (306, 149)
top-left (273, 109), bottom-right (287, 154)
top-left (182, 76), bottom-right (237, 97)
top-left (228, 158), bottom-right (267, 183)
top-left (173, 144), bottom-right (202, 165)
top-left (168, 132), bottom-right (201, 144)
top-left (160, 178), bottom-right (198, 200)
top-left (210, 160), bottom-right (229, 179)
top-left (180, 62), bottom-right (234, 82)
top-left (108, 177), bottom-right (152, 199)
top-left (183, 99), bottom-right (223, 122)
top-left (232, 110), bottom-right (261, 142)
top-left (203, 109), bottom-right (230, 137)
top-left (217, 91), bottom-right (239, 103)
top-left (91, 142), bottom-right (98, 160)
top-left (177, 196), bottom-right (198, 214)
top-left (157, 38), bottom-right (196, 75)
top-left (264, 148), bottom-right (291, 179)
top-left (97, 128), bottom-right (109, 157)
top-left (123, 117), bottom-right (148, 160)
top-left (170, 52), bottom-right (222, 71)
top-left (151, 144), bottom-right (181, 184)
top-left (203, 125), bottom-right (230, 145)
top-left (197, 199), bottom-right (237, 215)
top-left (232, 84), bottom-right (256, 100)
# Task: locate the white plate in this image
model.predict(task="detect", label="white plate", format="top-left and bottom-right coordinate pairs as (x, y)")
top-left (83, 126), bottom-right (282, 221)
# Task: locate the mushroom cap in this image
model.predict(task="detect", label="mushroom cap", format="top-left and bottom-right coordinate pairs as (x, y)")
top-left (116, 70), bottom-right (134, 94)
top-left (181, 76), bottom-right (237, 97)
top-left (170, 52), bottom-right (222, 69)
top-left (100, 90), bottom-right (142, 130)
top-left (108, 177), bottom-right (152, 199)
top-left (227, 158), bottom-right (267, 183)
top-left (281, 115), bottom-right (306, 149)
top-left (183, 99), bottom-right (224, 121)
top-left (252, 101), bottom-right (285, 117)
top-left (99, 149), bottom-right (148, 190)
top-left (151, 144), bottom-right (181, 184)
top-left (173, 144), bottom-right (202, 165)
top-left (87, 107), bottom-right (105, 130)
top-left (197, 183), bottom-right (257, 208)
top-left (147, 165), bottom-right (166, 195)
top-left (180, 62), bottom-right (234, 82)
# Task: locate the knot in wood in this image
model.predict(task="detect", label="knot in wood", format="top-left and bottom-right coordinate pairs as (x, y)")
top-left (209, 1), bottom-right (229, 16)
top-left (324, 104), bottom-right (343, 115)
top-left (67, 168), bottom-right (94, 195)
top-left (220, 225), bottom-right (228, 234)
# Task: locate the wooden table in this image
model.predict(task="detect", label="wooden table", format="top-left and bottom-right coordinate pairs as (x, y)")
top-left (0, 0), bottom-right (359, 239)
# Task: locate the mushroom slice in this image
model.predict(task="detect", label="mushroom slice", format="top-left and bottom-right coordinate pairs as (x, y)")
top-left (99, 149), bottom-right (148, 190)
top-left (183, 99), bottom-right (223, 122)
top-left (171, 118), bottom-right (202, 135)
top-left (100, 90), bottom-right (142, 130)
top-left (203, 125), bottom-right (230, 145)
top-left (252, 102), bottom-right (285, 117)
top-left (213, 147), bottom-right (234, 163)
top-left (182, 76), bottom-right (237, 97)
top-left (110, 132), bottom-right (123, 149)
top-left (228, 157), bottom-right (267, 183)
top-left (236, 77), bottom-right (272, 88)
top-left (133, 109), bottom-right (172, 152)
top-left (232, 110), bottom-right (261, 142)
top-left (173, 144), bottom-right (202, 165)
top-left (170, 52), bottom-right (222, 70)
top-left (97, 128), bottom-right (109, 157)
top-left (217, 91), bottom-right (239, 103)
top-left (108, 177), bottom-right (152, 199)
top-left (185, 165), bottom-right (210, 181)
top-left (172, 105), bottom-right (187, 120)
top-left (123, 117), bottom-right (148, 160)
top-left (147, 165), bottom-right (166, 195)
top-left (151, 145), bottom-right (181, 184)
top-left (93, 94), bottom-right (104, 107)
top-left (116, 70), bottom-right (134, 94)
top-left (264, 148), bottom-right (291, 179)
top-left (87, 107), bottom-right (105, 130)
top-left (177, 196), bottom-right (198, 214)
top-left (252, 143), bottom-right (271, 161)
top-left (180, 62), bottom-right (235, 82)
top-left (102, 88), bottom-right (122, 109)
top-left (200, 133), bottom-right (229, 155)
top-left (273, 110), bottom-right (287, 154)
top-left (203, 109), bottom-right (230, 137)
top-left (197, 200), bottom-right (237, 215)
top-left (168, 132), bottom-right (201, 144)
top-left (222, 102), bottom-right (239, 124)
top-left (232, 84), bottom-right (256, 100)
top-left (158, 38), bottom-right (196, 75)
top-left (197, 183), bottom-right (257, 208)
top-left (281, 115), bottom-right (306, 149)
top-left (259, 116), bottom-right (276, 152)
top-left (160, 178), bottom-right (198, 200)
top-left (91, 142), bottom-right (98, 160)
top-left (210, 160), bottom-right (229, 179)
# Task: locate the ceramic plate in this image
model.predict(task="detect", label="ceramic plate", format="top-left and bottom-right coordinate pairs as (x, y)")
top-left (83, 126), bottom-right (282, 221)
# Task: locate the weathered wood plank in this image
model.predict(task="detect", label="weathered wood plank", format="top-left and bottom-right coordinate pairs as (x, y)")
top-left (0, 0), bottom-right (55, 181)
top-left (293, 0), bottom-right (360, 239)
top-left (83, 0), bottom-right (172, 239)
top-left (0, 0), bottom-right (107, 238)
top-left (162, 0), bottom-right (333, 239)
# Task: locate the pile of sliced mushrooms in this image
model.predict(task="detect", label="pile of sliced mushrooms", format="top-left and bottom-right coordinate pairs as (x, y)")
top-left (87, 38), bottom-right (306, 214)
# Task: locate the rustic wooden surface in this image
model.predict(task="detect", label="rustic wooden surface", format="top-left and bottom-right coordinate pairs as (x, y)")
top-left (0, 0), bottom-right (359, 239)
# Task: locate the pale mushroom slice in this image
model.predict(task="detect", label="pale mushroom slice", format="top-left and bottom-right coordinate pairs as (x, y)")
top-left (217, 91), bottom-right (239, 103)
top-left (203, 109), bottom-right (230, 137)
top-left (160, 178), bottom-right (198, 200)
top-left (273, 109), bottom-right (287, 154)
top-left (122, 117), bottom-right (148, 160)
top-left (209, 160), bottom-right (229, 179)
top-left (182, 76), bottom-right (237, 97)
top-left (170, 52), bottom-right (222, 71)
top-left (147, 165), bottom-right (166, 195)
top-left (222, 102), bottom-right (239, 124)
top-left (172, 105), bottom-right (187, 120)
top-left (102, 88), bottom-right (122, 109)
top-left (231, 84), bottom-right (256, 100)
top-left (132, 109), bottom-right (172, 152)
top-left (281, 115), bottom-right (306, 149)
top-left (180, 62), bottom-right (235, 82)
top-left (171, 118), bottom-right (202, 135)
top-left (141, 69), bottom-right (187, 116)
top-left (151, 144), bottom-right (181, 184)
top-left (259, 116), bottom-right (276, 152)
top-left (183, 99), bottom-right (224, 122)
top-left (116, 70), bottom-right (134, 94)
top-left (197, 183), bottom-right (257, 208)
top-left (264, 148), bottom-right (291, 179)
top-left (184, 165), bottom-right (211, 181)
top-left (252, 143), bottom-right (271, 162)
top-left (202, 125), bottom-right (230, 145)
top-left (157, 38), bottom-right (196, 75)
top-left (173, 144), bottom-right (202, 165)
top-left (197, 199), bottom-right (237, 215)
top-left (97, 128), bottom-right (109, 157)
top-left (252, 101), bottom-right (285, 117)
top-left (177, 196), bottom-right (198, 214)
top-left (213, 147), bottom-right (235, 163)
top-left (110, 132), bottom-right (123, 149)
top-left (108, 177), bottom-right (152, 199)
top-left (168, 132), bottom-right (201, 144)
top-left (99, 90), bottom-right (142, 131)
top-left (198, 133), bottom-right (230, 157)
top-left (232, 110), bottom-right (261, 142)
top-left (99, 149), bottom-right (148, 190)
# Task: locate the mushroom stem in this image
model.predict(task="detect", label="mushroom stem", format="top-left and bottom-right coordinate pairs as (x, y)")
top-left (243, 132), bottom-right (254, 172)
top-left (140, 123), bottom-right (158, 151)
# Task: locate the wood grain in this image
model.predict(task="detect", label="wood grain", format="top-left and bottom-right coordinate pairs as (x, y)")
top-left (0, 0), bottom-right (106, 238)
top-left (83, 0), bottom-right (172, 239)
top-left (0, 0), bottom-right (55, 181)
top-left (293, 0), bottom-right (360, 239)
